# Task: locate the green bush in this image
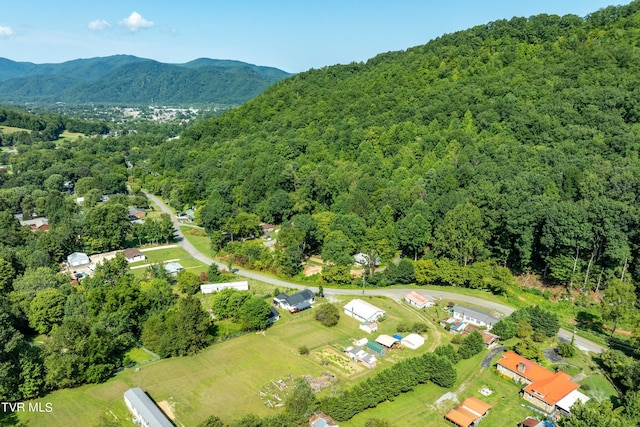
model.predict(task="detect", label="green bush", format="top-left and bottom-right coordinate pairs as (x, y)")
top-left (314, 303), bottom-right (340, 327)
top-left (557, 342), bottom-right (576, 358)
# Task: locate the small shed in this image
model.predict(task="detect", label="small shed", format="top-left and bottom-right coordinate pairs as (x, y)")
top-left (375, 334), bottom-right (399, 349)
top-left (268, 307), bottom-right (280, 323)
top-left (359, 321), bottom-right (378, 334)
top-left (479, 330), bottom-right (500, 348)
top-left (164, 261), bottom-right (183, 276)
top-left (355, 337), bottom-right (368, 347)
top-left (401, 333), bottom-right (425, 350)
top-left (366, 340), bottom-right (386, 358)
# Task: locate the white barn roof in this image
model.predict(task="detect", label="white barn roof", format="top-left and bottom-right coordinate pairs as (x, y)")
top-left (344, 299), bottom-right (386, 322)
top-left (123, 387), bottom-right (173, 427)
top-left (401, 333), bottom-right (425, 349)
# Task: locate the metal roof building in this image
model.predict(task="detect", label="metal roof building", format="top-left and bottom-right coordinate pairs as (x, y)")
top-left (123, 387), bottom-right (173, 427)
top-left (67, 252), bottom-right (90, 267)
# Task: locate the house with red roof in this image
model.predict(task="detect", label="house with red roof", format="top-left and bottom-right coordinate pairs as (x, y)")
top-left (496, 351), bottom-right (588, 415)
top-left (444, 396), bottom-right (492, 427)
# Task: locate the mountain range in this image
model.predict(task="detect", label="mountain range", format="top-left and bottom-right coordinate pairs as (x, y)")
top-left (0, 55), bottom-right (291, 105)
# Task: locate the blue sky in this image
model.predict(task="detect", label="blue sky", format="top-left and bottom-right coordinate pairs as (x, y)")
top-left (0, 1), bottom-right (628, 73)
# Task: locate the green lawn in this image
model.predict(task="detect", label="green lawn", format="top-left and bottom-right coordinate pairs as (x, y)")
top-left (0, 125), bottom-right (31, 134)
top-left (57, 130), bottom-right (85, 142)
top-left (136, 247), bottom-right (191, 264)
top-left (180, 226), bottom-right (212, 258)
top-left (579, 374), bottom-right (619, 404)
top-left (342, 353), bottom-right (533, 427)
top-left (18, 296), bottom-right (448, 426)
top-left (129, 246), bottom-right (209, 279)
top-left (125, 347), bottom-right (158, 364)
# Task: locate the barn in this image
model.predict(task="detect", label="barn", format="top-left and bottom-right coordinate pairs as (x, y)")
top-left (123, 387), bottom-right (173, 427)
top-left (343, 299), bottom-right (386, 323)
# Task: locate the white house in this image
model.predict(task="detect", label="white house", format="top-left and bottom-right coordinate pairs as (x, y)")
top-left (122, 248), bottom-right (146, 263)
top-left (343, 299), bottom-right (386, 323)
top-left (404, 291), bottom-right (435, 309)
top-left (451, 305), bottom-right (499, 330)
top-left (344, 346), bottom-right (377, 369)
top-left (200, 281), bottom-right (249, 294)
top-left (273, 290), bottom-right (315, 312)
top-left (123, 387), bottom-right (173, 427)
top-left (401, 333), bottom-right (425, 350)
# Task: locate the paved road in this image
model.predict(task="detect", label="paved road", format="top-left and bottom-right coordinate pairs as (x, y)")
top-left (144, 191), bottom-right (607, 355)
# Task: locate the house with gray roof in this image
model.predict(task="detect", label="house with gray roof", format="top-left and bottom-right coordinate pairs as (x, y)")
top-left (123, 387), bottom-right (173, 427)
top-left (273, 289), bottom-right (315, 313)
top-left (451, 305), bottom-right (499, 330)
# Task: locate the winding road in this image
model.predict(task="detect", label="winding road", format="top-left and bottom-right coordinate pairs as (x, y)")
top-left (144, 191), bottom-right (607, 354)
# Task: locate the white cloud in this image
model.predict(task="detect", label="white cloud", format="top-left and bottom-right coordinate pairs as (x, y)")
top-left (88, 19), bottom-right (111, 31)
top-left (0, 26), bottom-right (15, 37)
top-left (120, 12), bottom-right (154, 32)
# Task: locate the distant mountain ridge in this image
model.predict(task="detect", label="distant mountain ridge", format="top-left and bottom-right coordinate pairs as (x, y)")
top-left (0, 55), bottom-right (291, 105)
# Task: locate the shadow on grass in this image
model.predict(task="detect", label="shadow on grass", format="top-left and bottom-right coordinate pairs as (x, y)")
top-left (576, 310), bottom-right (604, 335)
top-left (0, 412), bottom-right (27, 427)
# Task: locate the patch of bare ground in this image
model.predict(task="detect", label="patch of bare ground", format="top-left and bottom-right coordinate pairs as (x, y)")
top-left (515, 273), bottom-right (573, 302)
top-left (304, 263), bottom-right (322, 276)
top-left (158, 400), bottom-right (175, 420)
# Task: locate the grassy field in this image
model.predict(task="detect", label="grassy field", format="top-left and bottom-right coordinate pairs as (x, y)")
top-left (579, 374), bottom-right (619, 405)
top-left (0, 125), bottom-right (31, 134)
top-left (342, 354), bottom-right (533, 427)
top-left (57, 130), bottom-right (85, 142)
top-left (18, 296), bottom-right (449, 426)
top-left (180, 226), bottom-right (212, 258)
top-left (17, 292), bottom-right (617, 427)
top-left (128, 246), bottom-right (209, 279)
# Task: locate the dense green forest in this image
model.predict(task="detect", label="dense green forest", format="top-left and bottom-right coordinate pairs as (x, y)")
top-left (135, 2), bottom-right (640, 295)
top-left (0, 55), bottom-right (291, 105)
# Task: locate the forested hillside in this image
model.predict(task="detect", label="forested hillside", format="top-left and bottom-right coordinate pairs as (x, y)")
top-left (138, 2), bottom-right (640, 292)
top-left (0, 55), bottom-right (291, 105)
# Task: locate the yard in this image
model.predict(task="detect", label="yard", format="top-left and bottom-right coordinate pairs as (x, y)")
top-left (128, 245), bottom-right (209, 279)
top-left (342, 354), bottom-right (533, 427)
top-left (18, 295), bottom-right (448, 426)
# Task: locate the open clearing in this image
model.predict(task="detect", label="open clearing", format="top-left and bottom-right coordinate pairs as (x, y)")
top-left (19, 295), bottom-right (433, 426)
top-left (17, 289), bottom-right (614, 427)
